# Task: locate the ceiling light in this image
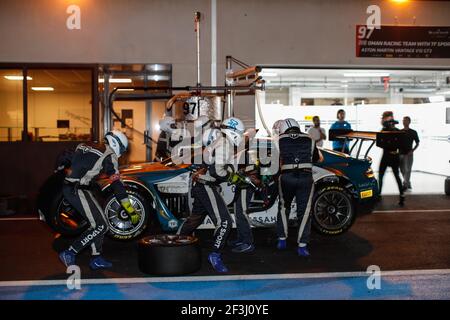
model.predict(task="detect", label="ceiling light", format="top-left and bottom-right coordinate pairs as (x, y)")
top-left (438, 90), bottom-right (450, 95)
top-left (116, 88), bottom-right (135, 92)
top-left (429, 95), bottom-right (445, 103)
top-left (343, 72), bottom-right (390, 77)
top-left (31, 87), bottom-right (54, 91)
top-left (98, 78), bottom-right (132, 83)
top-left (260, 72), bottom-right (278, 77)
top-left (148, 75), bottom-right (170, 81)
top-left (4, 75), bottom-right (32, 81)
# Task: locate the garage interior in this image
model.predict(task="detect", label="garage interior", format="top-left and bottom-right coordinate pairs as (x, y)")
top-left (0, 0), bottom-right (450, 301)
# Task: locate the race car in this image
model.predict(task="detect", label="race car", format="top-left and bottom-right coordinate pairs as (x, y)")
top-left (37, 130), bottom-right (379, 240)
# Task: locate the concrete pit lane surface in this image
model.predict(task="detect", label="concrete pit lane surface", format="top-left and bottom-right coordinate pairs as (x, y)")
top-left (0, 195), bottom-right (449, 300)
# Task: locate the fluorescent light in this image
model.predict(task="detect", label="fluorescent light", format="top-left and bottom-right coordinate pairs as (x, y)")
top-left (31, 87), bottom-right (54, 91)
top-left (260, 72), bottom-right (278, 77)
top-left (429, 95), bottom-right (445, 103)
top-left (148, 75), bottom-right (170, 81)
top-left (116, 88), bottom-right (135, 92)
top-left (99, 78), bottom-right (132, 83)
top-left (4, 75), bottom-right (32, 81)
top-left (343, 72), bottom-right (390, 77)
top-left (439, 90), bottom-right (450, 95)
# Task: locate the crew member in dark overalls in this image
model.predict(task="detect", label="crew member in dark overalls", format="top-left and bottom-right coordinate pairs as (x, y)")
top-left (378, 111), bottom-right (405, 206)
top-left (276, 118), bottom-right (321, 257)
top-left (58, 130), bottom-right (140, 270)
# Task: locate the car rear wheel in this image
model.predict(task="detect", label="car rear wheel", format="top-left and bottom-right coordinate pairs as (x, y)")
top-left (312, 185), bottom-right (356, 235)
top-left (50, 192), bottom-right (88, 236)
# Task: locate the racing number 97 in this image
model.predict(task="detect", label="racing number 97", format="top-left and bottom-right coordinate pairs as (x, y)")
top-left (183, 101), bottom-right (197, 115)
top-left (357, 25), bottom-right (374, 40)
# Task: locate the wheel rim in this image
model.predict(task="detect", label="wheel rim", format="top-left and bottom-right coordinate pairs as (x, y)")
top-left (313, 191), bottom-right (352, 231)
top-left (105, 195), bottom-right (146, 236)
top-left (56, 199), bottom-right (88, 231)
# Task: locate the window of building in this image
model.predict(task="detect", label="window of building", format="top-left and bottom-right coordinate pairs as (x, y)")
top-left (27, 69), bottom-right (93, 142)
top-left (0, 66), bottom-right (96, 142)
top-left (0, 69), bottom-right (24, 141)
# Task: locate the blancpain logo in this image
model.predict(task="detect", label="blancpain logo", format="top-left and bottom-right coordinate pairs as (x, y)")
top-left (81, 225), bottom-right (105, 246)
top-left (214, 220), bottom-right (229, 249)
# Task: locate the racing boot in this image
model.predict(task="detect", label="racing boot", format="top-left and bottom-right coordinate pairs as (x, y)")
top-left (297, 246), bottom-right (310, 258)
top-left (59, 249), bottom-right (76, 267)
top-left (208, 252), bottom-right (228, 273)
top-left (227, 238), bottom-right (244, 248)
top-left (277, 238), bottom-right (287, 250)
top-left (398, 194), bottom-right (405, 207)
top-left (89, 256), bottom-right (113, 270)
top-left (232, 243), bottom-right (255, 253)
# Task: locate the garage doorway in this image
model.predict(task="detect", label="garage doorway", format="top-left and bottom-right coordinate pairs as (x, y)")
top-left (100, 64), bottom-right (172, 163)
top-left (256, 67), bottom-right (450, 194)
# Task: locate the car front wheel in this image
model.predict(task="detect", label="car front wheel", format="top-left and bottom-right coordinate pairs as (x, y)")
top-left (104, 190), bottom-right (150, 240)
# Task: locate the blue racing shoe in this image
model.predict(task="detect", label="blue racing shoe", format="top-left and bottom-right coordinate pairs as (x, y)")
top-left (227, 238), bottom-right (244, 247)
top-left (297, 246), bottom-right (310, 257)
top-left (89, 256), bottom-right (113, 270)
top-left (208, 252), bottom-right (228, 273)
top-left (277, 239), bottom-right (287, 250)
top-left (232, 243), bottom-right (255, 253)
top-left (59, 250), bottom-right (76, 267)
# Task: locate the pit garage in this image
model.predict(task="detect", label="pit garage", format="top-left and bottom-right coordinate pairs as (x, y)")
top-left (0, 0), bottom-right (450, 305)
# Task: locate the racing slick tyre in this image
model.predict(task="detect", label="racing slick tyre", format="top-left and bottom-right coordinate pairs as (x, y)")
top-left (104, 190), bottom-right (150, 241)
top-left (49, 191), bottom-right (88, 237)
top-left (137, 234), bottom-right (201, 275)
top-left (312, 185), bottom-right (356, 235)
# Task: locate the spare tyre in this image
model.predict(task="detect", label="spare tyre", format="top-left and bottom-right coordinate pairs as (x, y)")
top-left (138, 234), bottom-right (201, 276)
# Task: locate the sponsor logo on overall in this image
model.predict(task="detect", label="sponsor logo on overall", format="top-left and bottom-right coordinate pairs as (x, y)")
top-left (214, 220), bottom-right (229, 248)
top-left (81, 225), bottom-right (104, 246)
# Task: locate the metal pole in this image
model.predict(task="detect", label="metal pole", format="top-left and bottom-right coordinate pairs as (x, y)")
top-left (225, 56), bottom-right (233, 117)
top-left (194, 12), bottom-right (201, 88)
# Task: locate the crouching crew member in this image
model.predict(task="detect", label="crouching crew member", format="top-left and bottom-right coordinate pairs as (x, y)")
top-left (178, 117), bottom-right (245, 273)
top-left (378, 111), bottom-right (405, 206)
top-left (276, 118), bottom-right (321, 257)
top-left (59, 130), bottom-right (140, 270)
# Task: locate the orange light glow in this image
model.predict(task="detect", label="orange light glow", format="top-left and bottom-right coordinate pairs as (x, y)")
top-left (390, 0), bottom-right (409, 3)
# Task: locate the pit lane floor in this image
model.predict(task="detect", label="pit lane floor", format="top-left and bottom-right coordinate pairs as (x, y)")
top-left (0, 195), bottom-right (449, 300)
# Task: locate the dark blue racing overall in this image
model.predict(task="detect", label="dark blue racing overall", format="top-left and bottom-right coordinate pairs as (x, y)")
top-left (277, 131), bottom-right (320, 247)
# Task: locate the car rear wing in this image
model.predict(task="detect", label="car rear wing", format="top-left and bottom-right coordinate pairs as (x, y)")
top-left (329, 129), bottom-right (407, 159)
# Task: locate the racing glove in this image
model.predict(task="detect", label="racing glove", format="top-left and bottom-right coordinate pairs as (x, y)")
top-left (228, 173), bottom-right (241, 184)
top-left (121, 198), bottom-right (140, 225)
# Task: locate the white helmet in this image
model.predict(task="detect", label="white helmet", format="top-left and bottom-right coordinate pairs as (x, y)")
top-left (272, 119), bottom-right (283, 136)
top-left (220, 117), bottom-right (245, 146)
top-left (105, 130), bottom-right (128, 157)
top-left (202, 128), bottom-right (221, 147)
top-left (159, 116), bottom-right (177, 133)
top-left (279, 118), bottom-right (300, 135)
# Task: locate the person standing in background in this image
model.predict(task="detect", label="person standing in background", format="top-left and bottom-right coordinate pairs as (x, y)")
top-left (399, 116), bottom-right (420, 191)
top-left (307, 116), bottom-right (327, 147)
top-left (330, 109), bottom-right (352, 153)
top-left (378, 111), bottom-right (405, 206)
